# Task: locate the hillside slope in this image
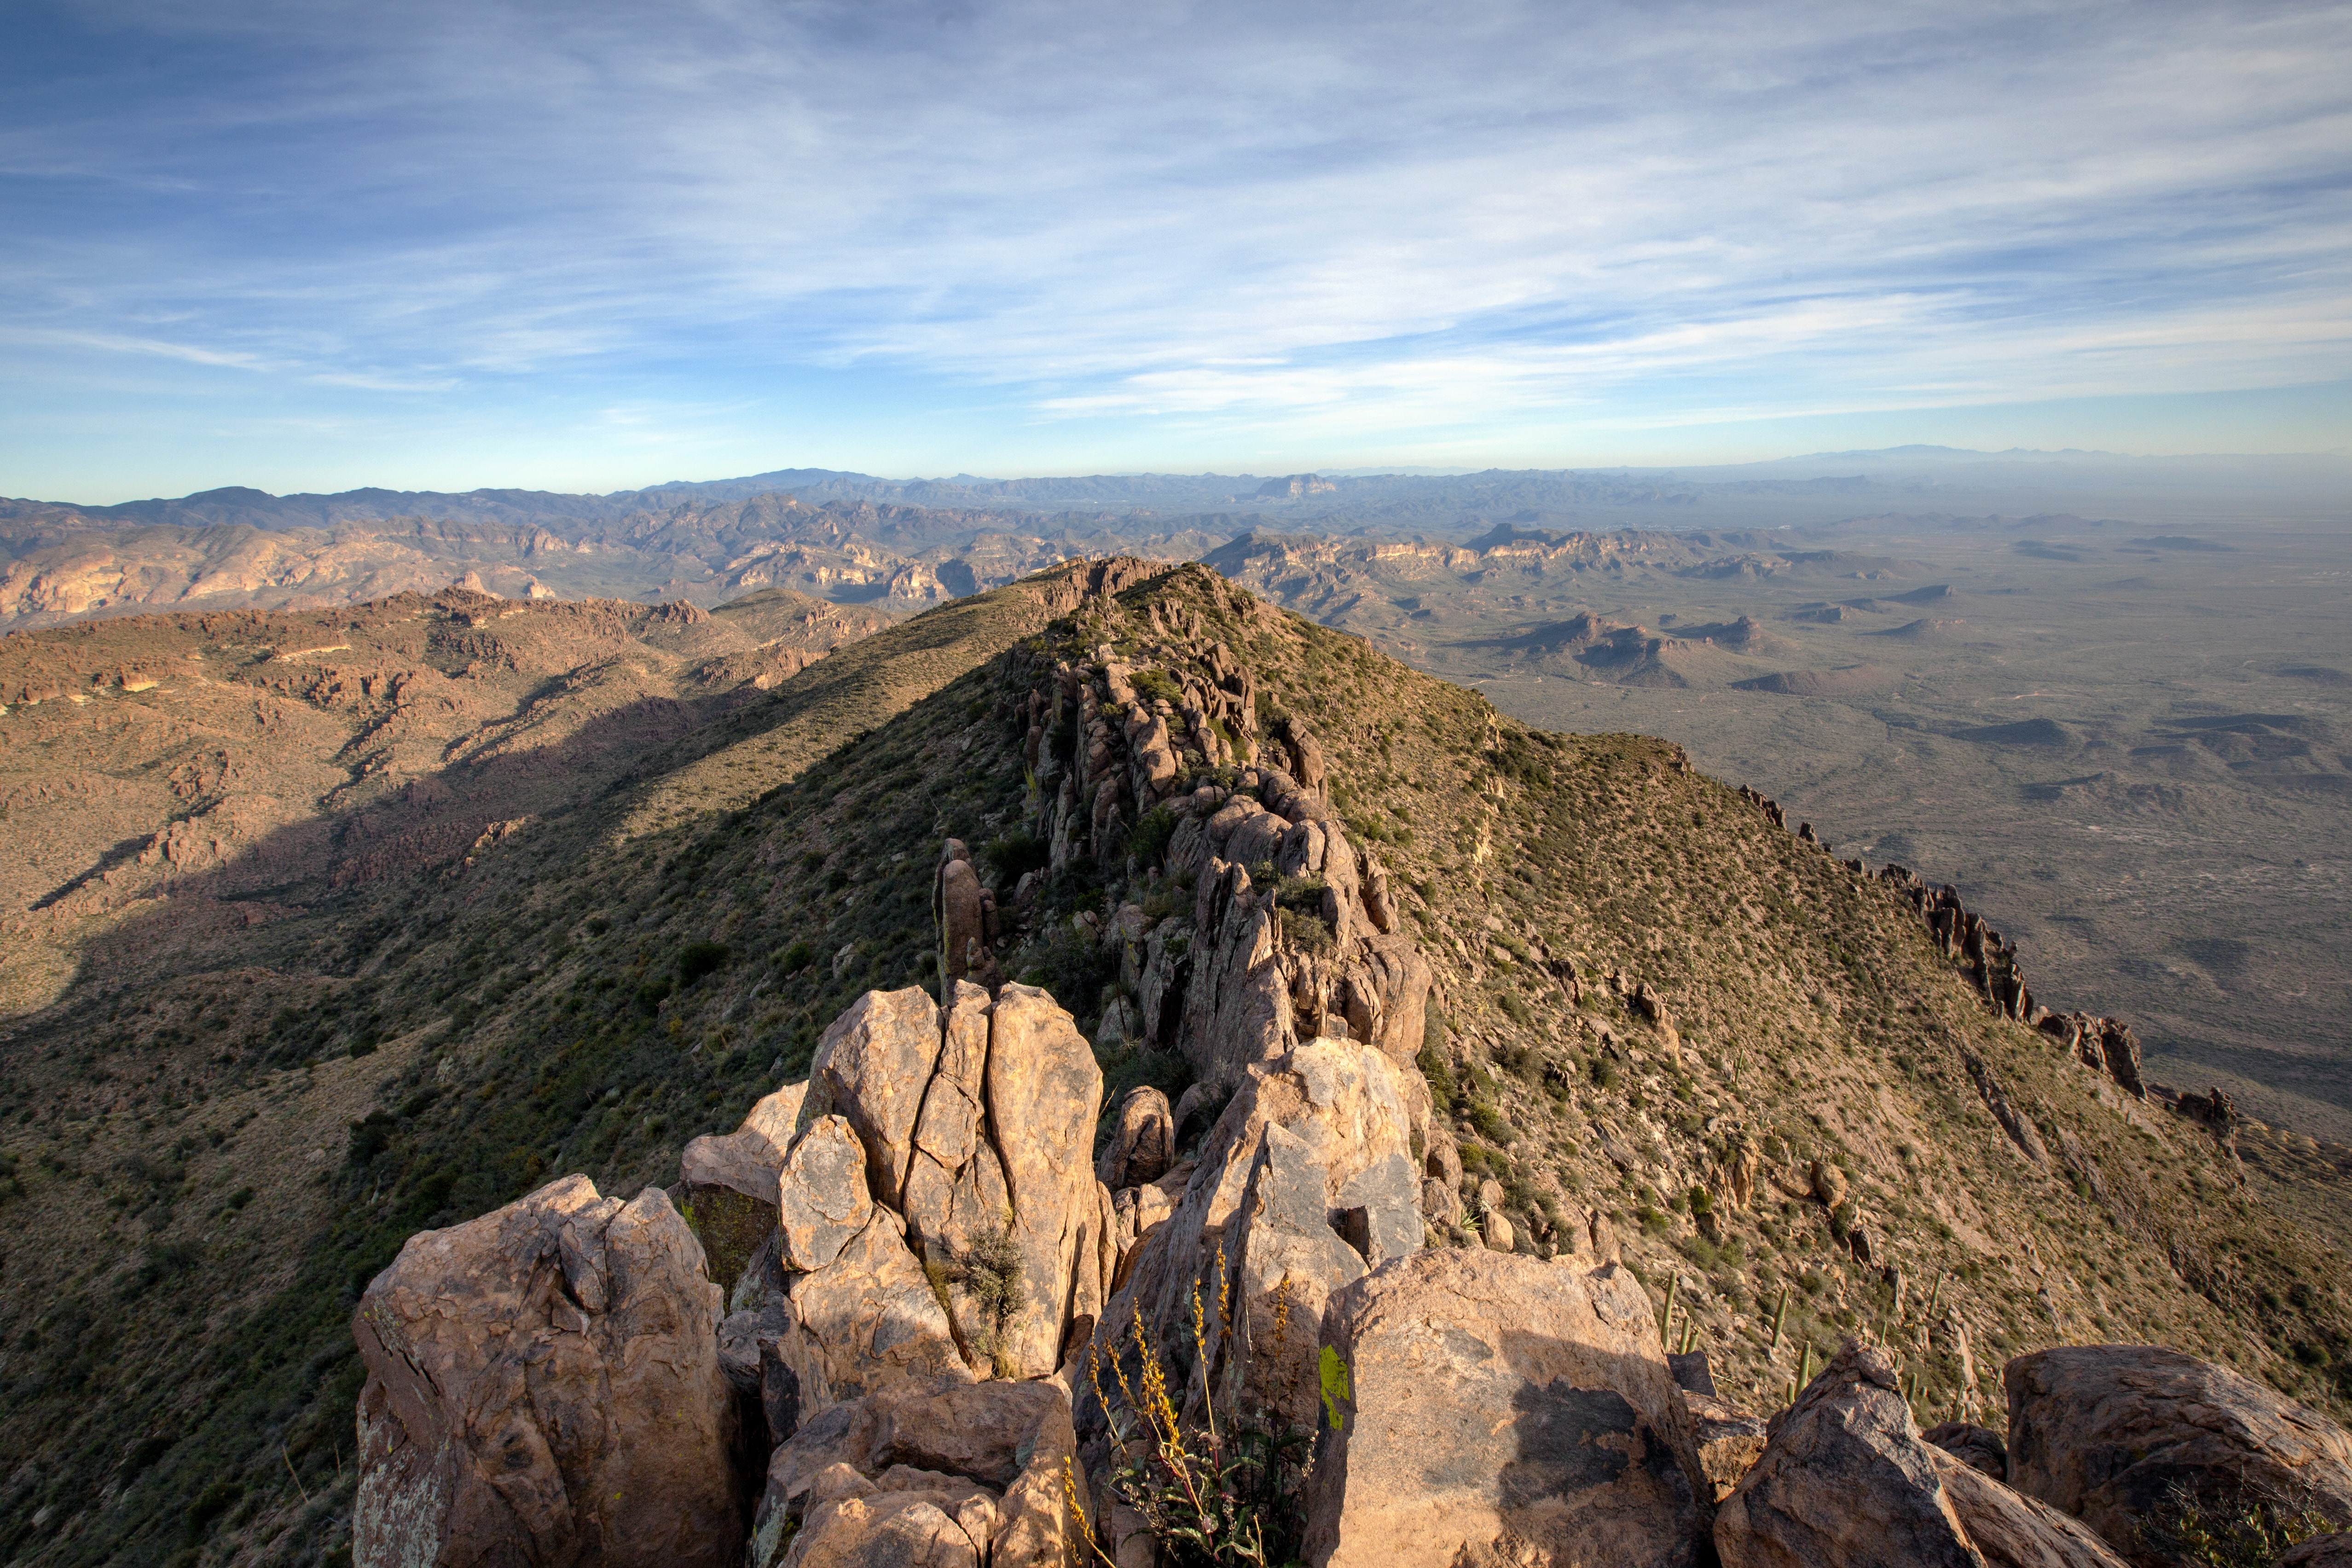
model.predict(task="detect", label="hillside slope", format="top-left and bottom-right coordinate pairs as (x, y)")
top-left (0, 561), bottom-right (2345, 1568)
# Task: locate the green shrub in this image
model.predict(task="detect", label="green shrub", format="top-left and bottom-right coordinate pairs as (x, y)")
top-left (1129, 668), bottom-right (1185, 706)
top-left (983, 831), bottom-right (1050, 885)
top-left (776, 940), bottom-right (816, 974)
top-left (1418, 1037), bottom-right (1458, 1116)
top-left (678, 942), bottom-right (731, 986)
top-left (1128, 805), bottom-right (1178, 870)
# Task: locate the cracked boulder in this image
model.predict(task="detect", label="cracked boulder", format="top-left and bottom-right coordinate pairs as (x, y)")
top-left (353, 1175), bottom-right (743, 1568)
top-left (1717, 1341), bottom-right (2126, 1568)
top-left (2005, 1345), bottom-right (2352, 1567)
top-left (774, 984), bottom-right (1114, 1416)
top-left (748, 1375), bottom-right (1080, 1568)
top-left (1301, 1248), bottom-right (1712, 1568)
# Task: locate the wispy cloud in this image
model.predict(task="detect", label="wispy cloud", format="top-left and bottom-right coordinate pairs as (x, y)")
top-left (1, 0), bottom-right (2347, 488)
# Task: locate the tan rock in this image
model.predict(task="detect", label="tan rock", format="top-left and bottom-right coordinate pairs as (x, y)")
top-left (1302, 1250), bottom-right (1711, 1568)
top-left (1929, 1446), bottom-right (2131, 1568)
top-left (680, 1080), bottom-right (809, 1206)
top-left (807, 986), bottom-right (944, 1208)
top-left (1097, 1085), bottom-right (1176, 1189)
top-left (984, 983), bottom-right (1111, 1376)
top-left (751, 1375), bottom-right (1079, 1568)
top-left (1810, 1159), bottom-right (1850, 1209)
top-left (1690, 1392), bottom-right (1770, 1503)
top-left (776, 1114), bottom-right (875, 1272)
top-left (938, 858), bottom-right (987, 984)
top-left (1923, 1420), bottom-right (2009, 1480)
top-left (2005, 1345), bottom-right (2352, 1567)
top-left (771, 1207), bottom-right (969, 1418)
top-left (2279, 1534), bottom-right (2352, 1568)
top-left (353, 1175), bottom-right (742, 1568)
top-left (1717, 1340), bottom-right (2125, 1568)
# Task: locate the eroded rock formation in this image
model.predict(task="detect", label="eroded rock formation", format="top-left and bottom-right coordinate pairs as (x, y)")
top-left (352, 1175), bottom-right (743, 1568)
top-left (2005, 1346), bottom-right (2352, 1567)
top-left (1302, 1248), bottom-right (1713, 1568)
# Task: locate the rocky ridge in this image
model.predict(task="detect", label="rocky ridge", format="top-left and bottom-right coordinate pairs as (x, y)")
top-left (2, 559), bottom-right (2348, 1567)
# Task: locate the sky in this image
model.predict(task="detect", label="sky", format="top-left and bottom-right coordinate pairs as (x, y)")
top-left (3, 0), bottom-right (2349, 502)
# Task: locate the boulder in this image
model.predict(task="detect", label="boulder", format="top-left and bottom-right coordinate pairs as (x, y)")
top-left (1716, 1340), bottom-right (2126, 1568)
top-left (1097, 1085), bottom-right (1177, 1190)
top-left (1085, 1038), bottom-right (1419, 1450)
top-left (1224, 1123), bottom-right (1371, 1433)
top-left (2280, 1536), bottom-right (2352, 1568)
top-left (749, 1375), bottom-right (1079, 1568)
top-left (680, 1081), bottom-right (809, 1207)
top-left (1301, 1250), bottom-right (1710, 1567)
top-left (1925, 1421), bottom-right (2010, 1481)
top-left (779, 984), bottom-right (1112, 1405)
top-left (776, 1114), bottom-right (875, 1271)
top-left (2005, 1346), bottom-right (2352, 1567)
top-left (938, 857), bottom-right (988, 984)
top-left (978, 984), bottom-right (1112, 1374)
top-left (807, 986), bottom-right (947, 1209)
top-left (1177, 861), bottom-right (1296, 1089)
top-left (353, 1176), bottom-right (743, 1568)
top-left (678, 1080), bottom-right (809, 1290)
top-left (1689, 1392), bottom-right (1769, 1503)
top-left (1931, 1446), bottom-right (2134, 1568)
top-left (770, 1208), bottom-right (970, 1416)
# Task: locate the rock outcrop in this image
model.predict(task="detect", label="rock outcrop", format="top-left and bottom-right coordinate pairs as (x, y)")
top-left (1096, 1085), bottom-right (1176, 1190)
top-left (2005, 1346), bottom-right (2352, 1566)
top-left (1924, 1420), bottom-right (2011, 1480)
top-left (747, 1375), bottom-right (1079, 1568)
top-left (352, 1175), bottom-right (743, 1568)
top-left (770, 983), bottom-right (1113, 1412)
top-left (1076, 1033), bottom-right (1425, 1501)
top-left (1300, 1248), bottom-right (1712, 1568)
top-left (1717, 1340), bottom-right (2126, 1568)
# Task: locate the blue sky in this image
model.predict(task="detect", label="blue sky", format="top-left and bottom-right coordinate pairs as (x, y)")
top-left (3, 0), bottom-right (2348, 501)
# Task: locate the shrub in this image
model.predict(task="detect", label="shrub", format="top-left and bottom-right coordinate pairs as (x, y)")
top-left (1073, 1260), bottom-right (1315, 1567)
top-left (1128, 805), bottom-right (1179, 870)
top-left (2137, 1477), bottom-right (2339, 1568)
top-left (776, 940), bottom-right (816, 974)
top-left (983, 830), bottom-right (1050, 886)
top-left (678, 942), bottom-right (731, 985)
top-left (1129, 668), bottom-right (1185, 706)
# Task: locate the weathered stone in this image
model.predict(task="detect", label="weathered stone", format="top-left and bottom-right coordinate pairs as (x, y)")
top-left (1178, 861), bottom-right (1296, 1089)
top-left (1930, 1446), bottom-right (2132, 1568)
top-left (1218, 1123), bottom-right (1368, 1431)
top-left (770, 1207), bottom-right (969, 1418)
top-left (1097, 1085), bottom-right (1176, 1190)
top-left (938, 858), bottom-right (987, 984)
top-left (1342, 934), bottom-right (1433, 1067)
top-left (1718, 1341), bottom-right (2126, 1568)
top-left (2279, 1534), bottom-right (2352, 1568)
top-left (776, 1114), bottom-right (874, 1273)
top-left (681, 1081), bottom-right (809, 1207)
top-left (1481, 1207), bottom-right (1516, 1252)
top-left (1332, 1150), bottom-right (1420, 1267)
top-left (1689, 1392), bottom-right (1769, 1503)
top-left (353, 1176), bottom-right (742, 1568)
top-left (751, 1375), bottom-right (1078, 1568)
top-left (2005, 1346), bottom-right (2352, 1567)
top-left (1810, 1159), bottom-right (1851, 1208)
top-left (807, 987), bottom-right (943, 1209)
top-left (1302, 1249), bottom-right (1711, 1568)
top-left (1924, 1420), bottom-right (2010, 1480)
top-left (984, 983), bottom-right (1112, 1376)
